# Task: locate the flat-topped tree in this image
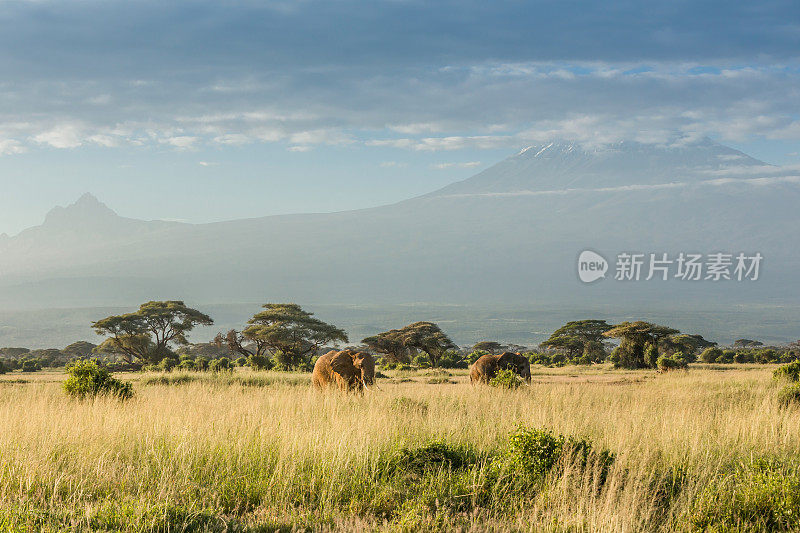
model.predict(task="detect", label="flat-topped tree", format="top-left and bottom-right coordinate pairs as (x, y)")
top-left (240, 304), bottom-right (348, 369)
top-left (661, 334), bottom-right (716, 356)
top-left (603, 321), bottom-right (679, 369)
top-left (362, 329), bottom-right (409, 364)
top-left (473, 341), bottom-right (505, 354)
top-left (733, 339), bottom-right (764, 348)
top-left (92, 301), bottom-right (213, 364)
top-left (364, 321), bottom-right (456, 367)
top-left (396, 321), bottom-right (457, 368)
top-left (215, 329), bottom-right (271, 360)
top-left (541, 319), bottom-right (613, 360)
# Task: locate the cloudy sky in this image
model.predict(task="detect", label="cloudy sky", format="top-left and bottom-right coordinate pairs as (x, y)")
top-left (1, 0), bottom-right (799, 235)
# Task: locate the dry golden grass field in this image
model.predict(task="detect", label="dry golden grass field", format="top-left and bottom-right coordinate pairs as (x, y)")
top-left (1, 364), bottom-right (799, 532)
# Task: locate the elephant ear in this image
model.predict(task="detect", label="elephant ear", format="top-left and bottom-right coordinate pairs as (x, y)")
top-left (497, 351), bottom-right (516, 369)
top-left (330, 350), bottom-right (357, 378)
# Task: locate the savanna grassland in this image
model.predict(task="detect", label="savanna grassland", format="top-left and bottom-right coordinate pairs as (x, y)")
top-left (1, 365), bottom-right (799, 532)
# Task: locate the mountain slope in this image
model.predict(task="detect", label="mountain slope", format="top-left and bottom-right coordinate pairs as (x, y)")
top-left (0, 138), bottom-right (798, 317)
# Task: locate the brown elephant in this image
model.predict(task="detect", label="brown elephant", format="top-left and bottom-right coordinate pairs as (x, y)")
top-left (312, 349), bottom-right (376, 392)
top-left (470, 351), bottom-right (531, 384)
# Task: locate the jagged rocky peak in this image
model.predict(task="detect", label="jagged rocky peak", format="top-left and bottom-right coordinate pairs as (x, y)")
top-left (43, 193), bottom-right (120, 227)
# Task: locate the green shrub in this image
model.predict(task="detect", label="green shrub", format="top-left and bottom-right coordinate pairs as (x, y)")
top-left (20, 359), bottom-right (42, 372)
top-left (208, 357), bottom-right (233, 373)
top-left (177, 359), bottom-right (196, 371)
top-left (691, 461), bottom-right (800, 531)
top-left (777, 384), bottom-right (800, 407)
top-left (0, 360), bottom-right (6, 374)
top-left (657, 354), bottom-right (688, 372)
top-left (489, 368), bottom-right (524, 389)
top-left (388, 441), bottom-right (479, 476)
top-left (699, 347), bottom-right (723, 363)
top-left (495, 427), bottom-right (614, 487)
top-left (157, 357), bottom-right (179, 372)
top-left (235, 356), bottom-right (247, 367)
top-left (247, 354), bottom-right (272, 370)
top-left (63, 359), bottom-right (133, 401)
top-left (774, 361), bottom-right (800, 382)
top-left (438, 350), bottom-right (468, 369)
top-left (195, 356), bottom-right (210, 371)
top-left (412, 354), bottom-right (431, 368)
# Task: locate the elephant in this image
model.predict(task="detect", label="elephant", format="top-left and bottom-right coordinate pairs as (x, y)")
top-left (312, 349), bottom-right (376, 392)
top-left (470, 351), bottom-right (531, 384)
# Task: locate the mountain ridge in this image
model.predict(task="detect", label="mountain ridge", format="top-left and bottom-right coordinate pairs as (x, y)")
top-left (1, 138), bottom-right (798, 329)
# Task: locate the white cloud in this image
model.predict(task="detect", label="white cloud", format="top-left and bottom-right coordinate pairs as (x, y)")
top-left (433, 161), bottom-right (482, 169)
top-left (388, 122), bottom-right (443, 134)
top-left (212, 133), bottom-right (252, 145)
top-left (380, 161), bottom-right (406, 168)
top-left (442, 174), bottom-right (800, 198)
top-left (0, 139), bottom-right (25, 155)
top-left (287, 145), bottom-right (311, 152)
top-left (32, 124), bottom-right (83, 148)
top-left (88, 134), bottom-right (119, 147)
top-left (368, 135), bottom-right (511, 151)
top-left (198, 161), bottom-right (217, 166)
top-left (160, 135), bottom-right (199, 149)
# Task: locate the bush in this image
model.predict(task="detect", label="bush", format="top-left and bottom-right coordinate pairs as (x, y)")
top-left (495, 427), bottom-right (614, 486)
top-left (489, 368), bottom-right (524, 389)
top-left (235, 356), bottom-right (247, 367)
top-left (699, 347), bottom-right (723, 363)
top-left (195, 356), bottom-right (210, 371)
top-left (438, 350), bottom-right (468, 369)
top-left (177, 359), bottom-right (196, 371)
top-left (657, 354), bottom-right (688, 372)
top-left (20, 360), bottom-right (41, 372)
top-left (388, 441), bottom-right (479, 476)
top-left (63, 359), bottom-right (134, 401)
top-left (777, 384), bottom-right (800, 407)
top-left (208, 357), bottom-right (233, 373)
top-left (157, 357), bottom-right (179, 372)
top-left (412, 354), bottom-right (431, 369)
top-left (774, 361), bottom-right (800, 382)
top-left (0, 360), bottom-right (6, 374)
top-left (247, 353), bottom-right (272, 371)
top-left (691, 461), bottom-right (800, 531)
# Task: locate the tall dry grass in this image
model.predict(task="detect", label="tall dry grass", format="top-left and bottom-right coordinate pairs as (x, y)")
top-left (0, 365), bottom-right (797, 531)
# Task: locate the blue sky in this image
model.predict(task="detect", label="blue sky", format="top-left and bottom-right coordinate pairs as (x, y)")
top-left (1, 0), bottom-right (799, 235)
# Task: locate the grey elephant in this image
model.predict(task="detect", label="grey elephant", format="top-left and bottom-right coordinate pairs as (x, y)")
top-left (470, 351), bottom-right (531, 384)
top-left (312, 349), bottom-right (376, 392)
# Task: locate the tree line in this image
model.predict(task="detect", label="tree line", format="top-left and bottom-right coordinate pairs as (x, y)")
top-left (1, 301), bottom-right (798, 375)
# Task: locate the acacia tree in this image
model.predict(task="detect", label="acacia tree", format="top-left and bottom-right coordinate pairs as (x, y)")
top-left (363, 322), bottom-right (456, 367)
top-left (215, 329), bottom-right (271, 360)
top-left (236, 303), bottom-right (348, 369)
top-left (541, 319), bottom-right (612, 361)
top-left (603, 321), bottom-right (679, 369)
top-left (660, 334), bottom-right (716, 358)
top-left (362, 329), bottom-right (409, 363)
top-left (398, 322), bottom-right (457, 368)
top-left (92, 301), bottom-right (213, 364)
top-left (473, 341), bottom-right (505, 354)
